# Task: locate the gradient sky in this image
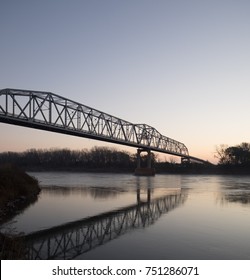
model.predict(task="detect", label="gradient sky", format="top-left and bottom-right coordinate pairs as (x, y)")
top-left (1, 0), bottom-right (250, 163)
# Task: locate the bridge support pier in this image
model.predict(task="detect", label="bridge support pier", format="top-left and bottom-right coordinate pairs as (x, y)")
top-left (181, 157), bottom-right (190, 165)
top-left (134, 149), bottom-right (155, 176)
top-left (137, 187), bottom-right (151, 204)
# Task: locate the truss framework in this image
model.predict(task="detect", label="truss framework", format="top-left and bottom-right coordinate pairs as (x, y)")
top-left (24, 192), bottom-right (187, 259)
top-left (0, 88), bottom-right (189, 157)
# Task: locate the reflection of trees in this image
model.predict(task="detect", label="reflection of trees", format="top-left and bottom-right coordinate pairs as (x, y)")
top-left (219, 192), bottom-right (250, 205)
top-left (219, 182), bottom-right (250, 206)
top-left (42, 186), bottom-right (123, 199)
top-left (24, 189), bottom-right (188, 260)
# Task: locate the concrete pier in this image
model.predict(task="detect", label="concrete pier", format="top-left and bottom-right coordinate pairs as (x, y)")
top-left (134, 149), bottom-right (155, 176)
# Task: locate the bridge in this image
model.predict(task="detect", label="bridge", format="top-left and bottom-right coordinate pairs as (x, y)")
top-left (0, 88), bottom-right (209, 173)
top-left (24, 189), bottom-right (187, 259)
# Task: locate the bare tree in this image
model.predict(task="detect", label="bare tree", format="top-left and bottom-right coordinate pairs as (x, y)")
top-left (215, 144), bottom-right (229, 164)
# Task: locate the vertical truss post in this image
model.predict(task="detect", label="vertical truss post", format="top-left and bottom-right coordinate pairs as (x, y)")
top-left (77, 106), bottom-right (81, 130)
top-left (32, 96), bottom-right (35, 120)
top-left (5, 93), bottom-right (8, 115)
top-left (49, 95), bottom-right (52, 124)
top-left (12, 95), bottom-right (15, 116)
top-left (64, 101), bottom-right (67, 128)
top-left (29, 94), bottom-right (32, 119)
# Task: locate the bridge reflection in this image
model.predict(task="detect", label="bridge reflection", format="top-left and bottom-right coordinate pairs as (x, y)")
top-left (24, 188), bottom-right (187, 260)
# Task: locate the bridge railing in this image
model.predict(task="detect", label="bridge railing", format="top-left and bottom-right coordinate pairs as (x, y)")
top-left (0, 88), bottom-right (189, 157)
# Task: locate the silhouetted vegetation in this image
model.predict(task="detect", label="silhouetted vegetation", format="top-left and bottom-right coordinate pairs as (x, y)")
top-left (0, 147), bottom-right (138, 172)
top-left (216, 143), bottom-right (250, 165)
top-left (0, 233), bottom-right (25, 259)
top-left (0, 144), bottom-right (250, 174)
top-left (0, 147), bottom-right (184, 173)
top-left (0, 165), bottom-right (40, 206)
top-left (0, 164), bottom-right (40, 224)
top-left (214, 143), bottom-right (250, 174)
top-left (0, 165), bottom-right (41, 259)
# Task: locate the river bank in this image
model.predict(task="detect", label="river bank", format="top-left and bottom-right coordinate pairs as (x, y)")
top-left (0, 164), bottom-right (40, 224)
top-left (0, 165), bottom-right (41, 259)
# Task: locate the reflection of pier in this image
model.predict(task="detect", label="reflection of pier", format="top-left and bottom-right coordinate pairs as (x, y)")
top-left (24, 190), bottom-right (187, 259)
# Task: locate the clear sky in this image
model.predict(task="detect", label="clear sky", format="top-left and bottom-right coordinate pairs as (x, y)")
top-left (1, 0), bottom-right (250, 163)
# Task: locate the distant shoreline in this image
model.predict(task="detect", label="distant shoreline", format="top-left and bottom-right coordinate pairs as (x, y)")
top-left (24, 166), bottom-right (250, 175)
top-left (1, 147), bottom-right (250, 176)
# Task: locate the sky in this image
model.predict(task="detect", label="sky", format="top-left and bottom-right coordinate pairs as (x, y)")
top-left (0, 0), bottom-right (250, 163)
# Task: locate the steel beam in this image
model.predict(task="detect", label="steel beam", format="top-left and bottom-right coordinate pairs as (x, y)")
top-left (0, 88), bottom-right (192, 158)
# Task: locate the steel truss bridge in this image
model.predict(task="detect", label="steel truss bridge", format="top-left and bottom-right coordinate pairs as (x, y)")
top-left (0, 88), bottom-right (208, 163)
top-left (24, 190), bottom-right (187, 259)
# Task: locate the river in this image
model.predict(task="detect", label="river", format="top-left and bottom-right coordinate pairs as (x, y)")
top-left (1, 172), bottom-right (250, 260)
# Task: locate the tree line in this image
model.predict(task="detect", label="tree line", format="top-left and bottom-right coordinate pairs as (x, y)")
top-left (0, 147), bottom-right (182, 173)
top-left (0, 143), bottom-right (249, 173)
top-left (0, 147), bottom-right (138, 172)
top-left (216, 142), bottom-right (250, 166)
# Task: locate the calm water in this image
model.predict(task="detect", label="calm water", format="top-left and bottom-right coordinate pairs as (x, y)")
top-left (1, 172), bottom-right (250, 260)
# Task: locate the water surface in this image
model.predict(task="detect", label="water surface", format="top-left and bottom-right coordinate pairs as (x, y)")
top-left (1, 173), bottom-right (250, 260)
